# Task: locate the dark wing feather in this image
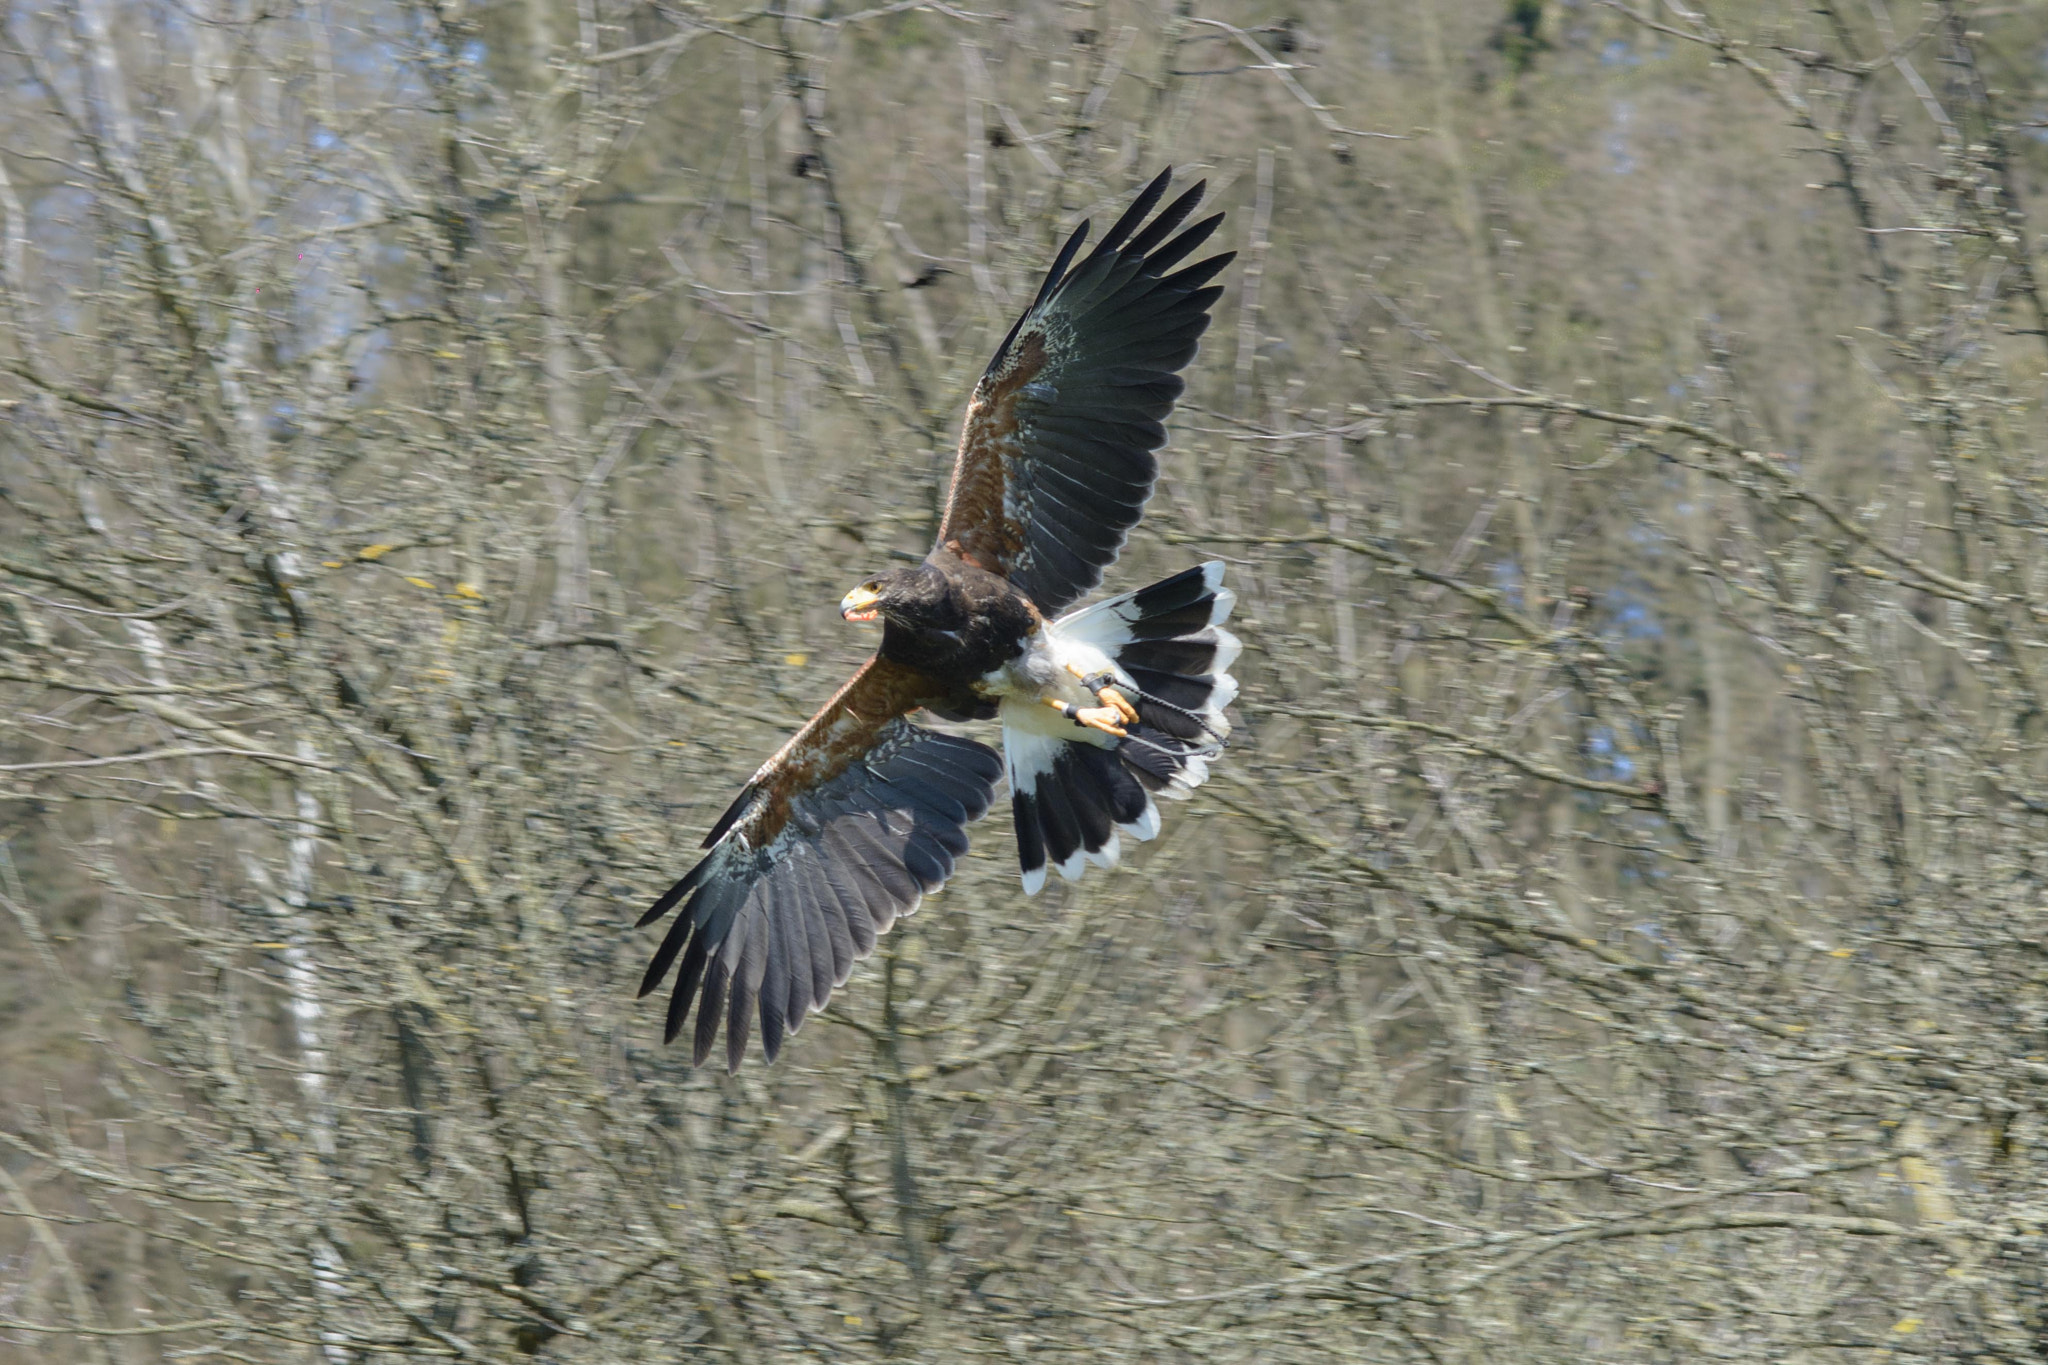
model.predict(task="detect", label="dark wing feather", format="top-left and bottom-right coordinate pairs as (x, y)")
top-left (938, 168), bottom-right (1233, 615)
top-left (638, 656), bottom-right (1002, 1071)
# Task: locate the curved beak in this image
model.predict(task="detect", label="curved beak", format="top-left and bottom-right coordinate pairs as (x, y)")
top-left (840, 585), bottom-right (882, 623)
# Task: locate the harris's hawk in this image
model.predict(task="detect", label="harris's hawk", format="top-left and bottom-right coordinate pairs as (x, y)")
top-left (640, 169), bottom-right (1240, 1069)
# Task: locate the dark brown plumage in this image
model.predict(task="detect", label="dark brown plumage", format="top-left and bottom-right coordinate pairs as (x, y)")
top-left (847, 551), bottom-right (1042, 692)
top-left (640, 170), bottom-right (1236, 1070)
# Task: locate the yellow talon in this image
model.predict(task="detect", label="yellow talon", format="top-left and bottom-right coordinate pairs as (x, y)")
top-left (1043, 696), bottom-right (1127, 738)
top-left (1075, 707), bottom-right (1128, 737)
top-left (1064, 665), bottom-right (1142, 727)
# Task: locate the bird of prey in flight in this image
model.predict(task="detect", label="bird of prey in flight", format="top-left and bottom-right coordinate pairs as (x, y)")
top-left (639, 169), bottom-right (1240, 1070)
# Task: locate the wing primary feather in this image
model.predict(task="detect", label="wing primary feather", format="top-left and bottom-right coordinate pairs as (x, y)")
top-left (726, 975), bottom-right (752, 1071)
top-left (843, 817), bottom-right (924, 903)
top-left (760, 893), bottom-right (795, 1060)
top-left (663, 928), bottom-right (712, 1044)
top-left (1031, 220), bottom-right (1092, 312)
top-left (693, 958), bottom-right (729, 1067)
top-left (1156, 252), bottom-right (1235, 294)
top-left (795, 847), bottom-right (849, 942)
top-left (807, 861), bottom-right (858, 985)
top-left (728, 912), bottom-right (768, 1071)
top-left (758, 977), bottom-right (786, 1064)
top-left (700, 785), bottom-right (756, 849)
top-left (821, 822), bottom-right (907, 926)
top-left (782, 863), bottom-right (823, 1023)
top-left (1088, 166), bottom-right (1174, 259)
top-left (638, 854), bottom-right (714, 928)
top-left (640, 899), bottom-right (698, 998)
top-left (1133, 209), bottom-right (1225, 277)
top-left (823, 819), bottom-right (888, 898)
top-left (987, 219), bottom-right (1092, 373)
top-left (769, 861), bottom-right (803, 1029)
top-left (818, 848), bottom-right (880, 957)
top-left (793, 861), bottom-right (834, 1017)
top-left (1121, 181), bottom-right (1207, 259)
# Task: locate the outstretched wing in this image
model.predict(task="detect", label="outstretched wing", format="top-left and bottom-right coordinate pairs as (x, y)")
top-left (638, 657), bottom-right (1002, 1070)
top-left (939, 168), bottom-right (1233, 616)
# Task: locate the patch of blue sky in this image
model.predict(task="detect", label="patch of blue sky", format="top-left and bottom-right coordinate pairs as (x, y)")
top-left (1602, 584), bottom-right (1663, 641)
top-left (1629, 919), bottom-right (1675, 954)
top-left (1491, 557), bottom-right (1525, 611)
top-left (26, 185), bottom-right (96, 336)
top-left (1587, 726), bottom-right (1636, 779)
top-left (352, 328), bottom-right (393, 392)
top-left (1608, 98), bottom-right (1636, 176)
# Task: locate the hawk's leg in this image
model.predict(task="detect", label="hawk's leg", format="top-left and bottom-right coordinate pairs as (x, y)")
top-left (1068, 667), bottom-right (1141, 727)
top-left (1043, 696), bottom-right (1127, 738)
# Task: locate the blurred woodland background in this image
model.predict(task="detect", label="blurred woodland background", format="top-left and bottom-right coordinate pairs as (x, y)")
top-left (6, 0), bottom-right (2048, 1359)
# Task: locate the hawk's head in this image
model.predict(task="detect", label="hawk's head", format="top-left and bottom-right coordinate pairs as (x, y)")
top-left (839, 564), bottom-right (950, 628)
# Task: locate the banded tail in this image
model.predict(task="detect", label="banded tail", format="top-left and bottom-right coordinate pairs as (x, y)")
top-left (999, 562), bottom-right (1241, 893)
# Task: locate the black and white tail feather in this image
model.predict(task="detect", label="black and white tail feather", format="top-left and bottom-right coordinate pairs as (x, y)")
top-left (1001, 562), bottom-right (1240, 893)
